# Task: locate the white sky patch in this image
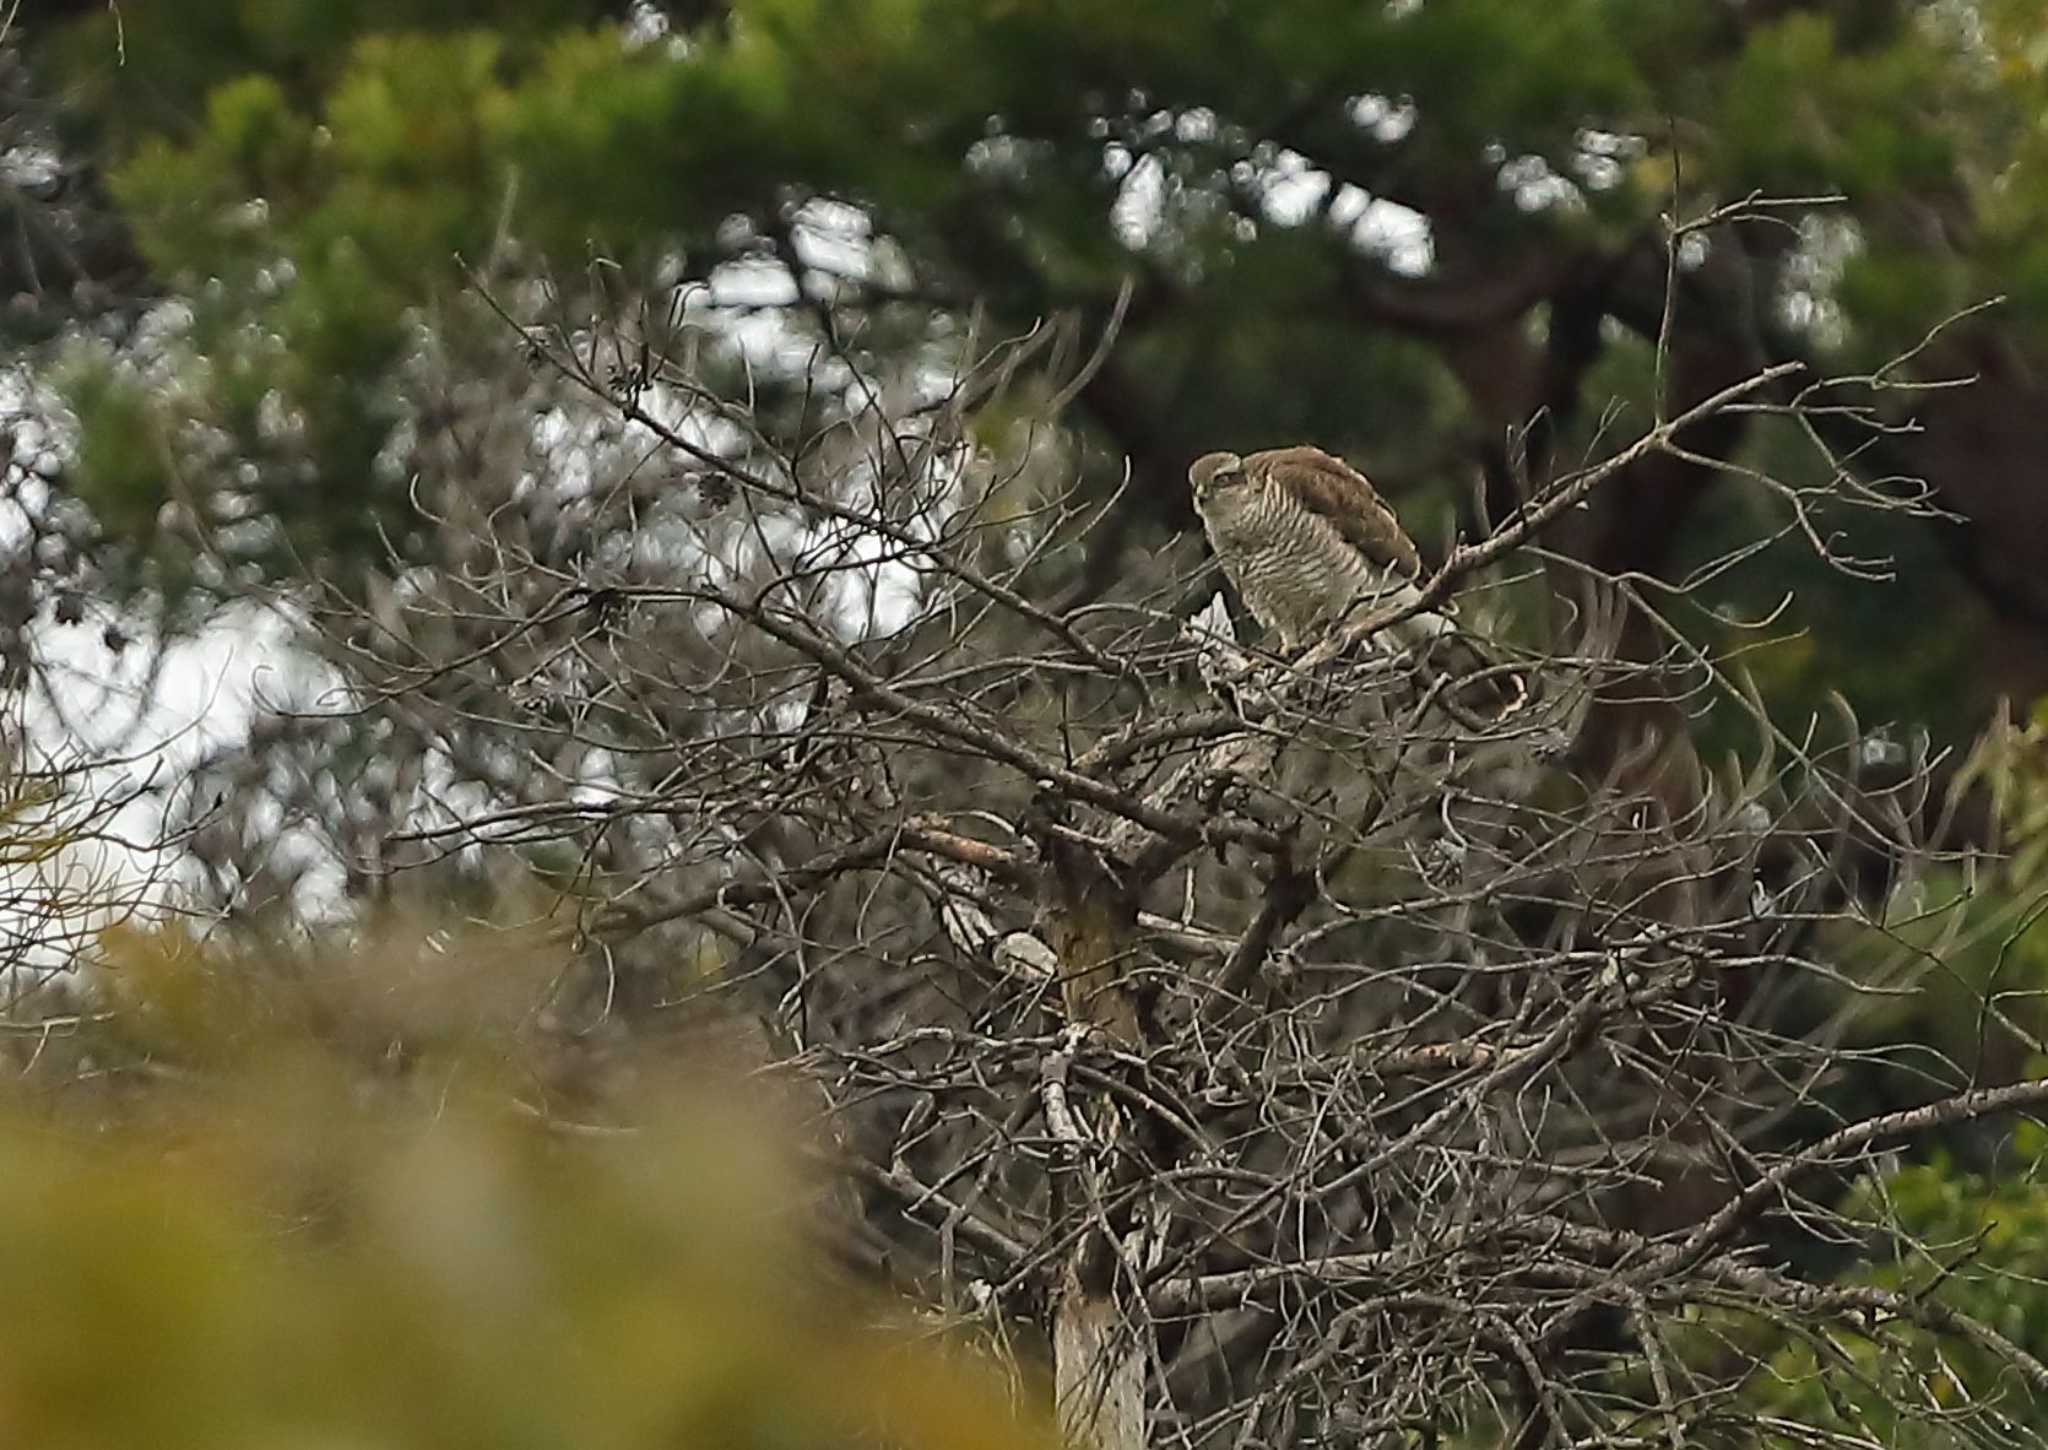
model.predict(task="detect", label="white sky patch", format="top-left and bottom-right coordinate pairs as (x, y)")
top-left (791, 197), bottom-right (875, 282)
top-left (1354, 200), bottom-right (1434, 277)
top-left (17, 599), bottom-right (321, 931)
top-left (567, 747), bottom-right (626, 808)
top-left (1256, 150), bottom-right (1333, 227)
top-left (1778, 211), bottom-right (1862, 351)
top-left (866, 559), bottom-right (923, 636)
top-left (965, 134), bottom-right (1042, 184)
top-left (1327, 184), bottom-right (1373, 229)
top-left (1498, 154), bottom-right (1583, 213)
top-left (1574, 129), bottom-right (1646, 193)
top-left (828, 521), bottom-right (926, 639)
top-left (1347, 94), bottom-right (1417, 144)
top-left (1106, 130), bottom-right (1435, 276)
top-left (709, 259), bottom-right (800, 309)
top-left (681, 269), bottom-right (865, 390)
top-left (624, 0), bottom-right (671, 48)
top-left (1241, 147), bottom-right (1432, 280)
top-left (0, 144), bottom-right (60, 190)
top-left (1112, 153), bottom-right (1167, 249)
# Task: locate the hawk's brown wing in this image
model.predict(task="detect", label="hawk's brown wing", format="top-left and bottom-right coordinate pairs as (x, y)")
top-left (1247, 446), bottom-right (1422, 578)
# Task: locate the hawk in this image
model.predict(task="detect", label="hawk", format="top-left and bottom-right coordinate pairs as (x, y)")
top-left (1189, 445), bottom-right (1519, 707)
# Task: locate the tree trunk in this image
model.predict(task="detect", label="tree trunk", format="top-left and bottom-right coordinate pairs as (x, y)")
top-left (1041, 812), bottom-right (1149, 1450)
top-left (1053, 1272), bottom-right (1146, 1450)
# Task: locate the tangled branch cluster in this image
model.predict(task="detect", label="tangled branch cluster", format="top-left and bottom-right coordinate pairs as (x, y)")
top-left (87, 251), bottom-right (2047, 1450)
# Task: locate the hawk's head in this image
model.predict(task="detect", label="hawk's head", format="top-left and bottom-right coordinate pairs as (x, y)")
top-left (1188, 451), bottom-right (1248, 506)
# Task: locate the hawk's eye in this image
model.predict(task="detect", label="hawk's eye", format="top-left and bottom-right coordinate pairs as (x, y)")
top-left (1216, 468), bottom-right (1246, 488)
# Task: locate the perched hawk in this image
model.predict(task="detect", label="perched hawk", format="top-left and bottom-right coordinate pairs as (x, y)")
top-left (1189, 446), bottom-right (1520, 708)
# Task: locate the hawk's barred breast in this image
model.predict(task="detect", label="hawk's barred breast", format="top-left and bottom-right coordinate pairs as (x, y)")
top-left (1197, 476), bottom-right (1405, 652)
top-left (1188, 444), bottom-right (1518, 715)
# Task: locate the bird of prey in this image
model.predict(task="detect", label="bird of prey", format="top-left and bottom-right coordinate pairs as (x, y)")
top-left (1188, 445), bottom-right (1520, 707)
